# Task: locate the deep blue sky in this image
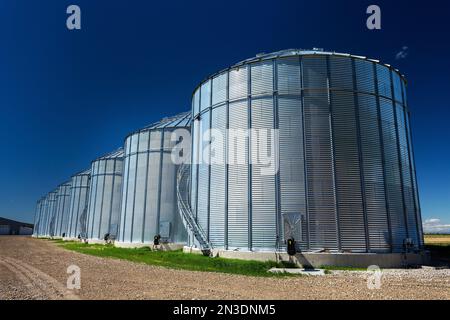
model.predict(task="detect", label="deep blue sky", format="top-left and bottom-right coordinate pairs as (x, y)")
top-left (0, 0), bottom-right (449, 227)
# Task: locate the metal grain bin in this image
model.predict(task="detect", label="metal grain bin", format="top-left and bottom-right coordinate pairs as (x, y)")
top-left (86, 149), bottom-right (124, 241)
top-left (53, 181), bottom-right (72, 238)
top-left (189, 49), bottom-right (423, 253)
top-left (117, 113), bottom-right (190, 245)
top-left (32, 197), bottom-right (45, 237)
top-left (66, 169), bottom-right (91, 239)
top-left (45, 190), bottom-right (58, 237)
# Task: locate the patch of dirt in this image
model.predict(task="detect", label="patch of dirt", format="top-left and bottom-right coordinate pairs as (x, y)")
top-left (0, 236), bottom-right (449, 300)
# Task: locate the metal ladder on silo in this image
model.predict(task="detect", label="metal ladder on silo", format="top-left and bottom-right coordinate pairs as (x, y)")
top-left (176, 162), bottom-right (212, 256)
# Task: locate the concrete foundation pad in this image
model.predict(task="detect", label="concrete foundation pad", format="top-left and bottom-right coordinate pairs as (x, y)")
top-left (62, 237), bottom-right (80, 242)
top-left (183, 246), bottom-right (430, 268)
top-left (269, 268), bottom-right (326, 276)
top-left (115, 242), bottom-right (185, 251)
top-left (86, 239), bottom-right (109, 245)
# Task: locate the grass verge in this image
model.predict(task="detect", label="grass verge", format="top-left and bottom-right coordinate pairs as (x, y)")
top-left (50, 240), bottom-right (299, 277)
top-left (319, 265), bottom-right (369, 272)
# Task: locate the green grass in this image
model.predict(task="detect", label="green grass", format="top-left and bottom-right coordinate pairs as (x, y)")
top-left (319, 265), bottom-right (369, 272)
top-left (52, 240), bottom-right (299, 277)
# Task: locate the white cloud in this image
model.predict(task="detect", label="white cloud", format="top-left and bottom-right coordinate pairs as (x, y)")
top-left (395, 46), bottom-right (409, 60)
top-left (423, 218), bottom-right (450, 234)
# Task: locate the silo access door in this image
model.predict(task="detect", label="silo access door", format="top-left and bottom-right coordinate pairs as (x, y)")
top-left (282, 213), bottom-right (303, 252)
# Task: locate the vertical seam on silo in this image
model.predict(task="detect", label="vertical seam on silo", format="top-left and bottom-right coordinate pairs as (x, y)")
top-left (352, 58), bottom-right (371, 252)
top-left (108, 159), bottom-right (117, 237)
top-left (141, 131), bottom-right (150, 243)
top-left (225, 70), bottom-right (229, 250)
top-left (131, 135), bottom-right (141, 242)
top-left (374, 63), bottom-right (393, 253)
top-left (207, 84), bottom-right (213, 242)
top-left (401, 81), bottom-right (422, 247)
top-left (156, 129), bottom-right (164, 236)
top-left (75, 178), bottom-right (82, 237)
top-left (122, 141), bottom-right (131, 243)
top-left (97, 161), bottom-right (107, 240)
top-left (247, 63), bottom-right (253, 251)
top-left (390, 70), bottom-right (410, 241)
top-left (327, 56), bottom-right (341, 251)
top-left (190, 99), bottom-right (195, 247)
top-left (273, 58), bottom-right (281, 252)
top-left (89, 164), bottom-right (99, 239)
top-left (407, 111), bottom-right (424, 247)
top-left (300, 55), bottom-right (310, 251)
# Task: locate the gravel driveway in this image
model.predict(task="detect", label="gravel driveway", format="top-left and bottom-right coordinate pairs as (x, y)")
top-left (0, 236), bottom-right (448, 300)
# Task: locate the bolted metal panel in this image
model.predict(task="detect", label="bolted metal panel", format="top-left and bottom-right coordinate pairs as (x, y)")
top-left (354, 59), bottom-right (376, 95)
top-left (302, 56), bottom-right (328, 89)
top-left (229, 67), bottom-right (248, 101)
top-left (396, 105), bottom-right (419, 246)
top-left (392, 72), bottom-right (403, 104)
top-left (357, 93), bottom-right (390, 251)
top-left (200, 80), bottom-right (211, 112)
top-left (250, 97), bottom-right (277, 249)
top-left (276, 57), bottom-right (301, 95)
top-left (380, 97), bottom-right (408, 251)
top-left (212, 73), bottom-right (227, 106)
top-left (143, 151), bottom-right (160, 242)
top-left (278, 96), bottom-right (307, 249)
top-left (227, 100), bottom-right (249, 249)
top-left (209, 105), bottom-right (227, 247)
top-left (196, 115), bottom-right (210, 236)
top-left (376, 64), bottom-right (392, 99)
top-left (251, 61), bottom-right (273, 96)
top-left (329, 56), bottom-right (354, 91)
top-left (304, 91), bottom-right (339, 251)
top-left (331, 90), bottom-right (367, 252)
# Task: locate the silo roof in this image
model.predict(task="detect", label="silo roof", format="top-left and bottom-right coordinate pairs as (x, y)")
top-left (92, 147), bottom-right (124, 162)
top-left (125, 112), bottom-right (191, 139)
top-left (193, 48), bottom-right (407, 94)
top-left (71, 168), bottom-right (91, 178)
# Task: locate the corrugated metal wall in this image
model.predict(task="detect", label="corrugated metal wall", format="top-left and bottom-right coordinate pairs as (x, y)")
top-left (45, 191), bottom-right (58, 237)
top-left (118, 114), bottom-right (189, 244)
top-left (86, 151), bottom-right (123, 241)
top-left (191, 52), bottom-right (423, 253)
top-left (54, 182), bottom-right (72, 237)
top-left (67, 171), bottom-right (91, 238)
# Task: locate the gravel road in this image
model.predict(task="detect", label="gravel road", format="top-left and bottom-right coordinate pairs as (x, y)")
top-left (0, 236), bottom-right (448, 300)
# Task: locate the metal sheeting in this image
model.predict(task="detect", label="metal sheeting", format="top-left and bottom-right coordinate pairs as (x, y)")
top-left (45, 191), bottom-right (58, 237)
top-left (54, 182), bottom-right (72, 237)
top-left (86, 149), bottom-right (124, 241)
top-left (67, 170), bottom-right (91, 238)
top-left (191, 51), bottom-right (423, 253)
top-left (33, 198), bottom-right (44, 236)
top-left (118, 113), bottom-right (190, 244)
top-left (303, 91), bottom-right (338, 251)
top-left (251, 98), bottom-right (277, 249)
top-left (209, 105), bottom-right (226, 247)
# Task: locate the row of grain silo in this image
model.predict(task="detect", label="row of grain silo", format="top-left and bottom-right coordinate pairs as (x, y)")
top-left (33, 113), bottom-right (191, 248)
top-left (32, 49), bottom-right (428, 267)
